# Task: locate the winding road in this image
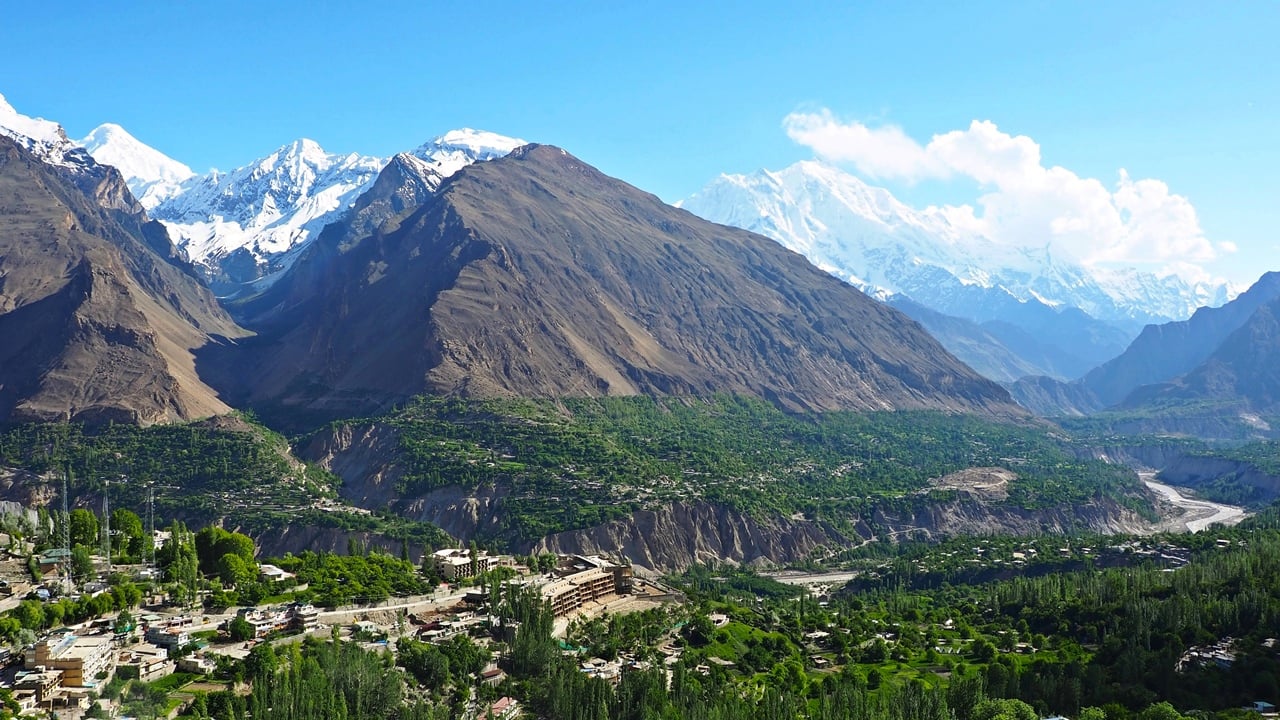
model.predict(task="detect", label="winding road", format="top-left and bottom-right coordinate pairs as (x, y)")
top-left (1142, 473), bottom-right (1247, 532)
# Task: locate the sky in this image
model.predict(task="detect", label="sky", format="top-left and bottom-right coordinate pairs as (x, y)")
top-left (1, 1), bottom-right (1276, 286)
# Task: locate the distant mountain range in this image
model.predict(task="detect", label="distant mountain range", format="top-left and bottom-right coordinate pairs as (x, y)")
top-left (1008, 271), bottom-right (1280, 437)
top-left (681, 161), bottom-right (1236, 381)
top-left (78, 120), bottom-right (524, 295)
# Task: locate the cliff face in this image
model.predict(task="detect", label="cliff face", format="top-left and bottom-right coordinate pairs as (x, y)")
top-left (300, 413), bottom-right (1161, 573)
top-left (528, 503), bottom-right (858, 573)
top-left (527, 495), bottom-right (1154, 574)
top-left (1156, 455), bottom-right (1280, 505)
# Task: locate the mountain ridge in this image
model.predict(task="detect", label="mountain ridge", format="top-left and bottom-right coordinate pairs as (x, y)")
top-left (199, 143), bottom-right (1022, 425)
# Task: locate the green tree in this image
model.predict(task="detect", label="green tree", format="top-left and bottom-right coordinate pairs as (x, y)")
top-left (228, 616), bottom-right (255, 642)
top-left (974, 698), bottom-right (1038, 720)
top-left (244, 642), bottom-right (277, 680)
top-left (215, 553), bottom-right (252, 587)
top-left (110, 508), bottom-right (146, 559)
top-left (1137, 702), bottom-right (1185, 720)
top-left (71, 545), bottom-right (95, 582)
top-left (69, 508), bottom-right (98, 548)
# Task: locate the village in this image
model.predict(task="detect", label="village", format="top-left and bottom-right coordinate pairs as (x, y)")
top-left (0, 531), bottom-right (679, 720)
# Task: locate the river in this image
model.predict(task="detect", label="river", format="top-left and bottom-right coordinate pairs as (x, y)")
top-left (1141, 472), bottom-right (1248, 532)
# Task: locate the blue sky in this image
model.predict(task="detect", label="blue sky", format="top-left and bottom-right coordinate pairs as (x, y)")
top-left (2, 1), bottom-right (1276, 284)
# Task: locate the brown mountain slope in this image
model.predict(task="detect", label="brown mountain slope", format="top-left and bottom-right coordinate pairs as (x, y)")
top-left (0, 135), bottom-right (246, 425)
top-left (207, 144), bottom-right (1020, 421)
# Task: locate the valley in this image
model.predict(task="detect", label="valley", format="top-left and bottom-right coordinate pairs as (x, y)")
top-left (0, 81), bottom-right (1278, 720)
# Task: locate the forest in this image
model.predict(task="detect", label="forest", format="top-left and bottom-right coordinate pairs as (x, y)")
top-left (347, 395), bottom-right (1153, 540)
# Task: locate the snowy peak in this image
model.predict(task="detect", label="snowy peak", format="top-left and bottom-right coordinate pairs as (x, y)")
top-left (150, 139), bottom-right (386, 288)
top-left (683, 159), bottom-right (1234, 329)
top-left (412, 128), bottom-right (526, 180)
top-left (0, 92), bottom-right (67, 146)
top-left (0, 92), bottom-right (96, 172)
top-left (80, 122), bottom-right (194, 209)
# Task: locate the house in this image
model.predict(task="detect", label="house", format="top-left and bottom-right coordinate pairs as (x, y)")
top-left (118, 644), bottom-right (174, 682)
top-left (145, 624), bottom-right (191, 655)
top-left (36, 549), bottom-right (72, 575)
top-left (484, 696), bottom-right (520, 719)
top-left (480, 666), bottom-right (507, 687)
top-left (259, 564), bottom-right (296, 583)
top-left (1246, 701), bottom-right (1276, 713)
top-left (177, 654), bottom-right (218, 675)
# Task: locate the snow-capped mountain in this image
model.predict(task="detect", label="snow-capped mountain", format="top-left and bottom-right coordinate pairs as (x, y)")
top-left (147, 139), bottom-right (385, 289)
top-left (110, 127), bottom-right (527, 293)
top-left (1, 92), bottom-right (102, 175)
top-left (80, 123), bottom-right (194, 208)
top-left (681, 160), bottom-right (1234, 331)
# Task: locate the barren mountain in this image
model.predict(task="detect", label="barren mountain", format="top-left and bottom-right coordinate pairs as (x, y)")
top-left (0, 134), bottom-right (246, 424)
top-left (205, 144), bottom-right (1020, 423)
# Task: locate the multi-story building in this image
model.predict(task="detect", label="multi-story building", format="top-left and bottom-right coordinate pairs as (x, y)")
top-left (289, 603), bottom-right (321, 632)
top-left (117, 644), bottom-right (174, 682)
top-left (144, 625), bottom-right (191, 656)
top-left (431, 548), bottom-right (496, 580)
top-left (13, 668), bottom-right (62, 706)
top-left (27, 632), bottom-right (113, 687)
top-left (539, 556), bottom-right (634, 617)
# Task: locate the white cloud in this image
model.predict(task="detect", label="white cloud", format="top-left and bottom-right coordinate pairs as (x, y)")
top-left (782, 109), bottom-right (944, 181)
top-left (783, 110), bottom-right (1216, 270)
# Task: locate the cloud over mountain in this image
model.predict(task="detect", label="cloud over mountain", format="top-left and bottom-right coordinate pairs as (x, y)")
top-left (783, 110), bottom-right (1217, 275)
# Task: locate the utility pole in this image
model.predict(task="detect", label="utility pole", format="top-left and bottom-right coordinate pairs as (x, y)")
top-left (61, 466), bottom-right (71, 594)
top-left (146, 485), bottom-right (155, 569)
top-left (101, 477), bottom-right (111, 577)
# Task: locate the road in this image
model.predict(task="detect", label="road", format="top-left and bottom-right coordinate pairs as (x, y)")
top-left (1142, 473), bottom-right (1247, 532)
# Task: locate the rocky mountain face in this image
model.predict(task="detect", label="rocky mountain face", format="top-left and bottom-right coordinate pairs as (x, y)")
top-left (889, 297), bottom-right (1082, 383)
top-left (0, 133), bottom-right (246, 424)
top-left (681, 160), bottom-right (1234, 381)
top-left (203, 144), bottom-right (1022, 424)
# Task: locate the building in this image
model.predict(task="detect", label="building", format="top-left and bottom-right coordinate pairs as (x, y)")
top-left (36, 548), bottom-right (72, 575)
top-left (13, 668), bottom-right (62, 706)
top-left (259, 564), bottom-right (296, 583)
top-left (484, 697), bottom-right (520, 720)
top-left (177, 654), bottom-right (217, 675)
top-left (540, 556), bottom-right (635, 617)
top-left (27, 632), bottom-right (113, 687)
top-left (145, 624), bottom-right (192, 655)
top-left (117, 644), bottom-right (174, 682)
top-left (431, 548), bottom-right (496, 580)
top-left (289, 603), bottom-right (321, 632)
